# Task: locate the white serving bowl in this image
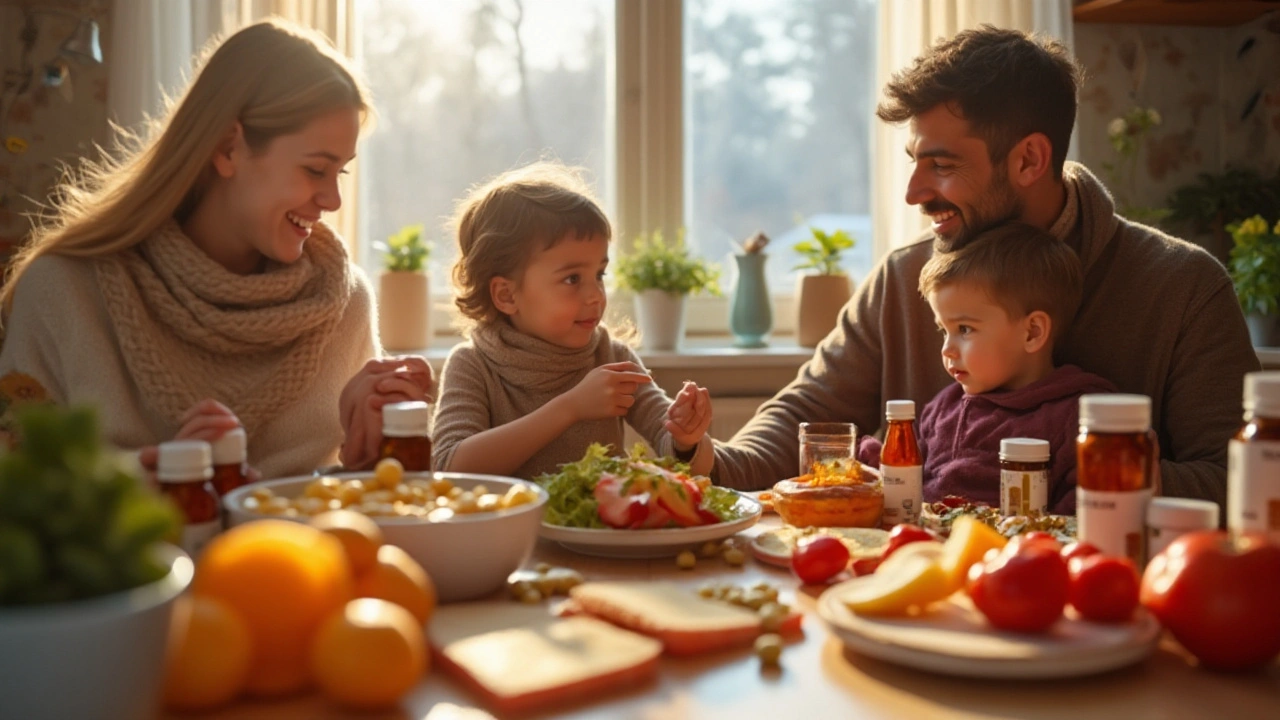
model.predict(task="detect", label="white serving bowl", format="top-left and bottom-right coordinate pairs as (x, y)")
top-left (223, 472), bottom-right (548, 603)
top-left (0, 544), bottom-right (193, 720)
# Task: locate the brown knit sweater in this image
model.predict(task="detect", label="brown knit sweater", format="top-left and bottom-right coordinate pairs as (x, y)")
top-left (712, 163), bottom-right (1260, 509)
top-left (431, 322), bottom-right (713, 480)
top-left (0, 221), bottom-right (378, 479)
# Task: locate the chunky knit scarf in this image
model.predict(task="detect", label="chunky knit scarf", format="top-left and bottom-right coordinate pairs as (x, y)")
top-left (94, 220), bottom-right (352, 433)
top-left (469, 320), bottom-right (604, 394)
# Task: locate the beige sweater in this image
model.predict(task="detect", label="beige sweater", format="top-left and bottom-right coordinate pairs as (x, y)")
top-left (0, 221), bottom-right (378, 480)
top-left (713, 163), bottom-right (1260, 508)
top-left (431, 322), bottom-right (713, 480)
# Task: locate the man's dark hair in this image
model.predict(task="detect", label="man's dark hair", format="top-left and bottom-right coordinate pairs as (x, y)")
top-left (877, 25), bottom-right (1085, 180)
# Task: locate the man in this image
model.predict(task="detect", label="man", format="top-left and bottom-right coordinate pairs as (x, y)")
top-left (712, 26), bottom-right (1259, 509)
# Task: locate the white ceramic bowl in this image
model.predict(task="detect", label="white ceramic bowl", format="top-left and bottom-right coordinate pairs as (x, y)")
top-left (0, 544), bottom-right (193, 720)
top-left (223, 472), bottom-right (548, 603)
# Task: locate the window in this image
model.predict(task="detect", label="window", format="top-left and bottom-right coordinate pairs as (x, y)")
top-left (357, 0), bottom-right (613, 294)
top-left (357, 0), bottom-right (878, 338)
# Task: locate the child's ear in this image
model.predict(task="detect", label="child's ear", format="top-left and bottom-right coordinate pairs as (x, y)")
top-left (490, 276), bottom-right (518, 317)
top-left (1024, 310), bottom-right (1052, 354)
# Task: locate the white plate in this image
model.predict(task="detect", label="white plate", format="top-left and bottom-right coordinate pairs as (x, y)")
top-left (749, 526), bottom-right (890, 568)
top-left (538, 492), bottom-right (762, 558)
top-left (818, 578), bottom-right (1161, 679)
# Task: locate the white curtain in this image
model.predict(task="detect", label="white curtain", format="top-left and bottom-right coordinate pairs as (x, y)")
top-left (106, 0), bottom-right (361, 253)
top-left (871, 0), bottom-right (1075, 257)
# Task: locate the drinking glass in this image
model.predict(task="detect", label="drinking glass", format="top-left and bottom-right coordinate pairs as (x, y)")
top-left (798, 422), bottom-right (857, 478)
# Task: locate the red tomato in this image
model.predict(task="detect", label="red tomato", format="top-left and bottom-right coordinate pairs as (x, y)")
top-left (967, 543), bottom-right (1070, 633)
top-left (1141, 530), bottom-right (1280, 671)
top-left (1060, 541), bottom-right (1102, 569)
top-left (1069, 555), bottom-right (1139, 623)
top-left (851, 557), bottom-right (882, 576)
top-left (1012, 531), bottom-right (1062, 553)
top-left (791, 536), bottom-right (850, 585)
top-left (883, 524), bottom-right (937, 560)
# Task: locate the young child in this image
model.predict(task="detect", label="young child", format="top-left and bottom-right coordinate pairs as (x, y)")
top-left (431, 162), bottom-right (714, 480)
top-left (861, 221), bottom-right (1115, 514)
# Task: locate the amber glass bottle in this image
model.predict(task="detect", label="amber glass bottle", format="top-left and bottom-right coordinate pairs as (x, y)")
top-left (157, 440), bottom-right (220, 557)
top-left (380, 401), bottom-right (433, 472)
top-left (1077, 394), bottom-right (1155, 566)
top-left (1228, 371), bottom-right (1280, 543)
top-left (880, 400), bottom-right (922, 527)
top-left (210, 427), bottom-right (250, 498)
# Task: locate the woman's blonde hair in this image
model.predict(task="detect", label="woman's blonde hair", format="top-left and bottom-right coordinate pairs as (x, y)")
top-left (0, 18), bottom-right (370, 316)
top-left (450, 161), bottom-right (611, 333)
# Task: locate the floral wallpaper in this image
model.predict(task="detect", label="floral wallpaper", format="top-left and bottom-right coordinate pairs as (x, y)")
top-left (1074, 13), bottom-right (1280, 259)
top-left (0, 0), bottom-right (112, 254)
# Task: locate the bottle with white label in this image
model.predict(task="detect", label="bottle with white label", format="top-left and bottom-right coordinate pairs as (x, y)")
top-left (999, 438), bottom-right (1050, 516)
top-left (880, 400), bottom-right (923, 527)
top-left (157, 440), bottom-right (220, 558)
top-left (1228, 371), bottom-right (1280, 543)
top-left (1076, 394), bottom-right (1156, 566)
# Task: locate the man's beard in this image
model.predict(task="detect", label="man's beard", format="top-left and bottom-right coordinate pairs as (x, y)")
top-left (929, 173), bottom-right (1023, 253)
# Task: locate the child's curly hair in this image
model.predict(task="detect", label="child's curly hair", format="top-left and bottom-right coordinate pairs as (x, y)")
top-left (449, 162), bottom-right (611, 333)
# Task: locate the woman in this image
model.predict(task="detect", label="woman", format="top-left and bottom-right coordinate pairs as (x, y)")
top-left (0, 20), bottom-right (430, 478)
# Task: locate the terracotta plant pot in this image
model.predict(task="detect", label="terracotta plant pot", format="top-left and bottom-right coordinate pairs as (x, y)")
top-left (795, 273), bottom-right (853, 347)
top-left (634, 289), bottom-right (687, 351)
top-left (380, 271), bottom-right (431, 351)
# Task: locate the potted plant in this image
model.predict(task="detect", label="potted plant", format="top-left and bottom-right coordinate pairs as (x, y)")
top-left (1227, 215), bottom-right (1280, 347)
top-left (376, 224), bottom-right (432, 351)
top-left (793, 227), bottom-right (855, 347)
top-left (0, 405), bottom-right (190, 720)
top-left (1166, 168), bottom-right (1280, 264)
top-left (615, 230), bottom-right (721, 351)
top-left (1101, 106), bottom-right (1172, 228)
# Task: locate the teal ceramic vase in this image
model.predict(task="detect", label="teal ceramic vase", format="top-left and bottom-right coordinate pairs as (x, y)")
top-left (730, 253), bottom-right (772, 348)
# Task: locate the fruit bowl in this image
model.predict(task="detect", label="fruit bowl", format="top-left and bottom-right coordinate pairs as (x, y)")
top-left (0, 544), bottom-right (193, 720)
top-left (223, 472), bottom-right (548, 603)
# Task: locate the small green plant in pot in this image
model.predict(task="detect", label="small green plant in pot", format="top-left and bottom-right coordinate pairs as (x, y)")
top-left (376, 224), bottom-right (434, 351)
top-left (1227, 215), bottom-right (1280, 347)
top-left (793, 227), bottom-right (855, 348)
top-left (615, 230), bottom-right (720, 351)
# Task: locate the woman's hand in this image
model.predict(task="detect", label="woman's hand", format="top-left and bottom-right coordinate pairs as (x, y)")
top-left (340, 356), bottom-right (435, 470)
top-left (561, 362), bottom-right (653, 422)
top-left (139, 399), bottom-right (246, 483)
top-left (665, 381), bottom-right (712, 451)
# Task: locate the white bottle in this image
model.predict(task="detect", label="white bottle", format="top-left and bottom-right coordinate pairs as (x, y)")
top-left (880, 400), bottom-right (923, 527)
top-left (999, 438), bottom-right (1050, 516)
top-left (1228, 371), bottom-right (1280, 543)
top-left (1147, 497), bottom-right (1219, 560)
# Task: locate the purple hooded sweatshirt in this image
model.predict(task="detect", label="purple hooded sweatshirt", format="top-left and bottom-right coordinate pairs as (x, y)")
top-left (860, 365), bottom-right (1117, 515)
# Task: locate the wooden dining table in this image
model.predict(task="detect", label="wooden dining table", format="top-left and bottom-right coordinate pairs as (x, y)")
top-left (175, 514), bottom-right (1280, 720)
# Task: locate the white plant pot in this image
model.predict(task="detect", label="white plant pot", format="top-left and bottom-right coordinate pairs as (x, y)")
top-left (379, 271), bottom-right (431, 351)
top-left (0, 544), bottom-right (194, 720)
top-left (634, 289), bottom-right (687, 351)
top-left (795, 273), bottom-right (853, 347)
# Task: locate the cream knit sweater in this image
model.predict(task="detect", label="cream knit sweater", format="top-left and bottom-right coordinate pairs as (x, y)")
top-left (0, 221), bottom-right (378, 480)
top-left (432, 322), bottom-right (713, 480)
top-left (713, 163), bottom-right (1260, 508)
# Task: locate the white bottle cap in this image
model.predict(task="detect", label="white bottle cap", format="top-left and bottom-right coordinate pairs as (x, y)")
top-left (157, 440), bottom-right (213, 483)
top-left (1244, 371), bottom-right (1280, 418)
top-left (886, 400), bottom-right (915, 421)
top-left (383, 401), bottom-right (431, 438)
top-left (211, 427), bottom-right (247, 466)
top-left (1079, 394), bottom-right (1151, 433)
top-left (999, 438), bottom-right (1050, 463)
top-left (1146, 497), bottom-right (1219, 531)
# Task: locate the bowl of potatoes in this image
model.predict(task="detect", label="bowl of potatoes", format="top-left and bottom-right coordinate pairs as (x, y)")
top-left (222, 461), bottom-right (547, 602)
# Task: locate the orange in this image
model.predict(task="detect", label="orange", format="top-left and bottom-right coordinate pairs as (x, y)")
top-left (354, 544), bottom-right (437, 626)
top-left (162, 595), bottom-right (253, 711)
top-left (309, 510), bottom-right (384, 575)
top-left (194, 519), bottom-right (352, 696)
top-left (939, 516), bottom-right (1009, 592)
top-left (310, 598), bottom-right (427, 710)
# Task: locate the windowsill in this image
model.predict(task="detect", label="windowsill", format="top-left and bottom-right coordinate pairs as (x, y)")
top-left (1258, 347), bottom-right (1280, 369)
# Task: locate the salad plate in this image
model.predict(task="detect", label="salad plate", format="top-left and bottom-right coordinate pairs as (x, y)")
top-left (539, 492), bottom-right (763, 559)
top-left (817, 577), bottom-right (1160, 679)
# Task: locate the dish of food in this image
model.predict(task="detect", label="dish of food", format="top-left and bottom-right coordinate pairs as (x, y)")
top-left (749, 526), bottom-right (889, 568)
top-left (921, 497), bottom-right (1077, 543)
top-left (535, 445), bottom-right (762, 558)
top-left (772, 461), bottom-right (884, 528)
top-left (817, 577), bottom-right (1160, 679)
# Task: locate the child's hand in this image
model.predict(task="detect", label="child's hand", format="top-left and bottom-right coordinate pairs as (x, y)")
top-left (563, 362), bottom-right (653, 421)
top-left (665, 381), bottom-right (711, 451)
